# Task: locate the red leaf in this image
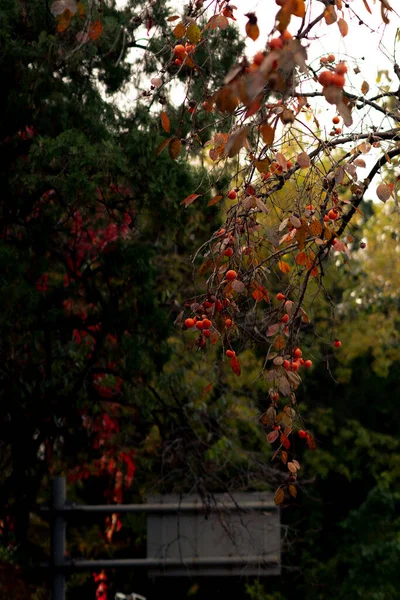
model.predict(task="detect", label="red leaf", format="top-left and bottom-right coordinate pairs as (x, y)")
top-left (280, 432), bottom-right (291, 449)
top-left (252, 284), bottom-right (270, 303)
top-left (161, 111), bottom-right (170, 133)
top-left (89, 20), bottom-right (103, 40)
top-left (230, 355), bottom-right (241, 376)
top-left (267, 430), bottom-right (280, 443)
top-left (181, 193), bottom-right (201, 208)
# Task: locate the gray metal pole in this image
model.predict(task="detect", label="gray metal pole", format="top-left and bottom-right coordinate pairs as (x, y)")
top-left (51, 477), bottom-right (66, 600)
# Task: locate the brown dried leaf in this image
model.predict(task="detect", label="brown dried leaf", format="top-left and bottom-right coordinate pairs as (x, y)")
top-left (173, 21), bottom-right (186, 39)
top-left (161, 111), bottom-right (170, 133)
top-left (223, 128), bottom-right (248, 158)
top-left (281, 450), bottom-right (288, 465)
top-left (57, 9), bottom-right (72, 32)
top-left (208, 195), bottom-right (223, 206)
top-left (297, 152), bottom-right (310, 168)
top-left (168, 137), bottom-right (182, 159)
top-left (254, 158), bottom-right (271, 173)
top-left (267, 323), bottom-right (280, 337)
top-left (337, 18), bottom-right (348, 36)
top-left (231, 279), bottom-right (246, 293)
top-left (181, 193), bottom-right (201, 208)
top-left (288, 484), bottom-right (297, 498)
top-left (276, 152), bottom-right (288, 171)
top-left (278, 260), bottom-right (291, 274)
top-left (362, 0), bottom-right (372, 13)
top-left (376, 182), bottom-right (392, 202)
top-left (256, 197), bottom-right (269, 214)
top-left (274, 487), bottom-right (285, 506)
top-left (324, 5), bottom-right (337, 24)
top-left (361, 80), bottom-right (370, 95)
top-left (267, 430), bottom-right (280, 443)
top-left (155, 137), bottom-right (172, 156)
top-left (353, 158), bottom-right (366, 168)
top-left (278, 375), bottom-right (291, 397)
top-left (274, 334), bottom-right (286, 350)
top-left (260, 124), bottom-right (275, 145)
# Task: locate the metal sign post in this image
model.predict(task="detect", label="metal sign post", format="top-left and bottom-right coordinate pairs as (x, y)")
top-left (42, 478), bottom-right (280, 598)
top-left (51, 477), bottom-right (66, 600)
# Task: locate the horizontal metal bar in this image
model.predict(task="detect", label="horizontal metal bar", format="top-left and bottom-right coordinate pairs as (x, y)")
top-left (42, 555), bottom-right (280, 570)
top-left (39, 501), bottom-right (277, 515)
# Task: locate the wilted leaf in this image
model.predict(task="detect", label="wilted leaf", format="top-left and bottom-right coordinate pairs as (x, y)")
top-left (267, 430), bottom-right (280, 443)
top-left (353, 158), bottom-right (366, 168)
top-left (280, 432), bottom-right (291, 449)
top-left (202, 383), bottom-right (213, 395)
top-left (274, 487), bottom-right (285, 506)
top-left (362, 0), bottom-right (372, 13)
top-left (260, 124), bottom-right (275, 145)
top-left (77, 1), bottom-right (85, 18)
top-left (306, 434), bottom-right (317, 451)
top-left (276, 152), bottom-right (288, 171)
top-left (296, 251), bottom-right (307, 266)
top-left (361, 80), bottom-right (370, 95)
top-left (155, 137), bottom-right (172, 156)
top-left (51, 0), bottom-right (77, 16)
top-left (274, 334), bottom-right (286, 350)
top-left (252, 284), bottom-right (270, 302)
top-left (278, 375), bottom-right (291, 397)
top-left (224, 128), bottom-right (248, 158)
top-left (89, 20), bottom-right (103, 41)
top-left (57, 9), bottom-right (72, 32)
top-left (308, 221), bottom-right (322, 236)
top-left (267, 323), bottom-right (280, 337)
top-left (216, 14), bottom-right (230, 29)
top-left (324, 5), bottom-right (337, 24)
top-left (281, 450), bottom-right (288, 464)
top-left (290, 215), bottom-right (302, 229)
top-left (335, 167), bottom-right (345, 184)
top-left (208, 195), bottom-right (223, 206)
top-left (376, 182), bottom-right (392, 202)
top-left (169, 137), bottom-right (182, 159)
top-left (358, 141), bottom-right (371, 154)
top-left (231, 279), bottom-right (245, 293)
top-left (173, 22), bottom-right (186, 39)
top-left (256, 197), bottom-right (269, 214)
top-left (287, 461), bottom-right (297, 473)
top-left (167, 15), bottom-right (180, 22)
top-left (186, 23), bottom-right (201, 43)
top-left (338, 18), bottom-right (348, 36)
top-left (273, 356), bottom-right (284, 366)
top-left (254, 158), bottom-right (271, 173)
top-left (286, 370), bottom-right (301, 387)
top-left (297, 152), bottom-right (310, 168)
top-left (230, 355), bottom-right (241, 376)
top-left (181, 193), bottom-right (201, 208)
top-left (199, 259), bottom-right (213, 276)
top-left (288, 484), bottom-right (297, 498)
top-left (245, 13), bottom-right (260, 41)
top-left (76, 30), bottom-right (89, 43)
top-left (161, 111), bottom-right (170, 133)
top-left (278, 260), bottom-right (291, 274)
